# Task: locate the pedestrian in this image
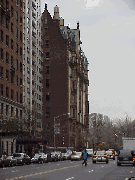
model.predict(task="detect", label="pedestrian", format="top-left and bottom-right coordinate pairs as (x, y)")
top-left (82, 147), bottom-right (87, 166)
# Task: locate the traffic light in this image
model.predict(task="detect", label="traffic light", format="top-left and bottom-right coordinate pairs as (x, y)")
top-left (62, 136), bottom-right (65, 145)
top-left (102, 142), bottom-right (105, 145)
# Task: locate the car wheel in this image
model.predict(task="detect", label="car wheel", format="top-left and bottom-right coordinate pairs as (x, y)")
top-left (117, 163), bottom-right (121, 166)
top-left (11, 162), bottom-right (14, 166)
top-left (106, 161), bottom-right (108, 164)
top-left (71, 159), bottom-right (73, 161)
top-left (93, 161), bottom-right (96, 163)
top-left (133, 163), bottom-right (135, 166)
top-left (113, 158), bottom-right (115, 160)
top-left (8, 162), bottom-right (11, 167)
top-left (2, 163), bottom-right (4, 168)
top-left (27, 161), bottom-right (29, 165)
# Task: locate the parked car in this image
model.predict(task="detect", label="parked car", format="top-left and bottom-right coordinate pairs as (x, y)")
top-left (62, 152), bottom-right (71, 160)
top-left (71, 152), bottom-right (82, 161)
top-left (92, 150), bottom-right (108, 164)
top-left (31, 153), bottom-right (46, 164)
top-left (117, 150), bottom-right (135, 166)
top-left (13, 153), bottom-right (31, 165)
top-left (86, 149), bottom-right (93, 157)
top-left (7, 156), bottom-right (17, 166)
top-left (38, 153), bottom-right (48, 163)
top-left (0, 155), bottom-right (12, 168)
top-left (51, 152), bottom-right (58, 162)
top-left (106, 150), bottom-right (115, 160)
top-left (55, 151), bottom-right (64, 161)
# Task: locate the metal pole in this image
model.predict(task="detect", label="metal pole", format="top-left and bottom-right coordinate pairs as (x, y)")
top-left (54, 117), bottom-right (55, 151)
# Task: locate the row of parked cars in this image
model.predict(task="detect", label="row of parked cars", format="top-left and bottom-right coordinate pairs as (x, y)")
top-left (0, 150), bottom-right (73, 168)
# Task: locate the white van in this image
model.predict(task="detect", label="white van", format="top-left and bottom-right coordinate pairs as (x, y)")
top-left (86, 149), bottom-right (93, 157)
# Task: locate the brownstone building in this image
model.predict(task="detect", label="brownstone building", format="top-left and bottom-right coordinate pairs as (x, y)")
top-left (41, 4), bottom-right (89, 150)
top-left (0, 0), bottom-right (23, 155)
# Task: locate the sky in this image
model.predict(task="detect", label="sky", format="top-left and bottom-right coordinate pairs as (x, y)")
top-left (40, 0), bottom-right (135, 120)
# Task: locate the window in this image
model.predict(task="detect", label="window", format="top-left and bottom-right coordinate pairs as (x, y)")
top-left (16, 11), bottom-right (18, 21)
top-left (20, 78), bottom-right (22, 86)
top-left (6, 87), bottom-right (9, 98)
top-left (20, 109), bottom-right (22, 119)
top-left (6, 70), bottom-right (9, 81)
top-left (6, 105), bottom-right (9, 115)
top-left (6, 52), bottom-right (9, 63)
top-left (1, 13), bottom-right (3, 25)
top-left (11, 6), bottom-right (14, 17)
top-left (46, 40), bottom-right (49, 48)
top-left (46, 52), bottom-right (49, 59)
top-left (16, 27), bottom-right (18, 38)
top-left (20, 62), bottom-right (22, 73)
top-left (0, 48), bottom-right (3, 60)
top-left (11, 39), bottom-right (13, 50)
top-left (6, 18), bottom-right (9, 29)
top-left (20, 93), bottom-right (22, 103)
top-left (46, 66), bottom-right (50, 74)
top-left (11, 56), bottom-right (14, 67)
top-left (11, 73), bottom-right (14, 83)
top-left (16, 92), bottom-right (18, 102)
top-left (46, 79), bottom-right (50, 87)
top-left (16, 43), bottom-right (18, 54)
top-left (0, 84), bottom-right (3, 96)
top-left (46, 93), bottom-right (50, 101)
top-left (0, 66), bottom-right (3, 78)
top-left (16, 108), bottom-right (18, 118)
top-left (16, 59), bottom-right (18, 70)
top-left (11, 89), bottom-right (14, 100)
top-left (20, 47), bottom-right (22, 56)
top-left (16, 76), bottom-right (18, 86)
top-left (44, 28), bottom-right (48, 35)
top-left (16, 0), bottom-right (19, 6)
top-left (1, 103), bottom-right (3, 114)
top-left (1, 30), bottom-right (3, 42)
top-left (6, 35), bottom-right (9, 46)
top-left (11, 22), bottom-right (13, 33)
top-left (46, 107), bottom-right (50, 117)
top-left (20, 0), bottom-right (22, 10)
top-left (11, 106), bottom-right (13, 117)
top-left (45, 18), bottom-right (47, 24)
top-left (20, 31), bottom-right (22, 41)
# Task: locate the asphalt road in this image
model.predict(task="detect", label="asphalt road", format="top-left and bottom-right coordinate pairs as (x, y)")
top-left (1, 158), bottom-right (135, 180)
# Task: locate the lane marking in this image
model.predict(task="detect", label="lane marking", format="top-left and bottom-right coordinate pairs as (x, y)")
top-left (5, 164), bottom-right (81, 180)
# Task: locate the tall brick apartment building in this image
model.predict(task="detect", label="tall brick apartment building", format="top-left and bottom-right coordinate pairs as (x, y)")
top-left (41, 4), bottom-right (89, 150)
top-left (0, 0), bottom-right (23, 155)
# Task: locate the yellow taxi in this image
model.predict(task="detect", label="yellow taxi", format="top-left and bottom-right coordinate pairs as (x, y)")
top-left (106, 150), bottom-right (115, 160)
top-left (71, 152), bottom-right (82, 161)
top-left (92, 150), bottom-right (108, 164)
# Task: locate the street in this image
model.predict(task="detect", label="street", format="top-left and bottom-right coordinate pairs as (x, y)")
top-left (1, 158), bottom-right (135, 180)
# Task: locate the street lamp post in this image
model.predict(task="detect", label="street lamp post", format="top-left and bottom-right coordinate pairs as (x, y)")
top-left (54, 113), bottom-right (70, 151)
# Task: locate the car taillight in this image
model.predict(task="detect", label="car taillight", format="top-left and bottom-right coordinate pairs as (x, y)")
top-left (112, 154), bottom-right (114, 156)
top-left (93, 155), bottom-right (96, 157)
top-left (103, 155), bottom-right (107, 158)
top-left (133, 157), bottom-right (135, 161)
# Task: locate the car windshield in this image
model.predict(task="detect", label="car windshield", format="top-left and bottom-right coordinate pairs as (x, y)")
top-left (106, 151), bottom-right (112, 154)
top-left (119, 151), bottom-right (132, 157)
top-left (96, 151), bottom-right (106, 155)
top-left (72, 152), bottom-right (81, 155)
top-left (13, 154), bottom-right (22, 157)
top-left (34, 154), bottom-right (40, 157)
top-left (7, 156), bottom-right (12, 159)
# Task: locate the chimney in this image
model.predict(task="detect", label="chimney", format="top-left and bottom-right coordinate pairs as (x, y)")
top-left (45, 3), bottom-right (47, 10)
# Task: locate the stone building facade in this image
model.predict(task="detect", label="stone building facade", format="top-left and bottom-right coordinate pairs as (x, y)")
top-left (0, 0), bottom-right (23, 155)
top-left (41, 4), bottom-right (89, 150)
